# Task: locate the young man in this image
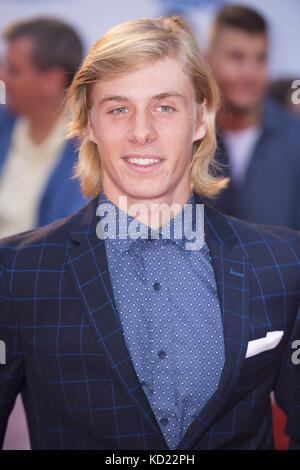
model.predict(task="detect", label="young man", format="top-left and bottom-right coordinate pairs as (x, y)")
top-left (207, 5), bottom-right (300, 229)
top-left (0, 16), bottom-right (299, 451)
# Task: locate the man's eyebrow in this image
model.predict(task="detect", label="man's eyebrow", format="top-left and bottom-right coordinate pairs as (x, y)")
top-left (98, 95), bottom-right (129, 105)
top-left (98, 91), bottom-right (186, 106)
top-left (151, 92), bottom-right (186, 102)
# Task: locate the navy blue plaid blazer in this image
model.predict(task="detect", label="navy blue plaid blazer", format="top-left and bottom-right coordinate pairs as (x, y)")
top-left (1, 194), bottom-right (300, 450)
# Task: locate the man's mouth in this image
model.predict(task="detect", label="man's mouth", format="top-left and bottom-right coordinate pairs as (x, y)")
top-left (123, 155), bottom-right (164, 169)
top-left (124, 157), bottom-right (163, 166)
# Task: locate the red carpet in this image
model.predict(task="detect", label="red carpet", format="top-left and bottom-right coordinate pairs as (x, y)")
top-left (272, 403), bottom-right (289, 450)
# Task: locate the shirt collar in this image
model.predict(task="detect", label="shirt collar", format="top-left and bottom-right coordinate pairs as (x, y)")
top-left (97, 189), bottom-right (200, 254)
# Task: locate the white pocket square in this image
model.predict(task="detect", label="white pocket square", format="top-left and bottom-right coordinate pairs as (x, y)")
top-left (245, 331), bottom-right (284, 358)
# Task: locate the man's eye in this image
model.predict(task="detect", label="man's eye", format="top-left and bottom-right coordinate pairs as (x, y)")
top-left (109, 107), bottom-right (129, 114)
top-left (156, 105), bottom-right (174, 112)
top-left (257, 54), bottom-right (267, 64)
top-left (230, 51), bottom-right (244, 62)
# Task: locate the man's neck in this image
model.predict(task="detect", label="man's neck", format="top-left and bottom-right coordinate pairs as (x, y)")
top-left (217, 104), bottom-right (262, 132)
top-left (102, 188), bottom-right (192, 231)
top-left (26, 97), bottom-right (66, 145)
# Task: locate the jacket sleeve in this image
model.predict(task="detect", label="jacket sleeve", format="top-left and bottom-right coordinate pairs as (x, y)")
top-left (273, 304), bottom-right (300, 450)
top-left (0, 251), bottom-right (25, 449)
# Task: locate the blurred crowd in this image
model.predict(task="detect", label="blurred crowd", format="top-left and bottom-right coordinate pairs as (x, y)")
top-left (0, 3), bottom-right (299, 451)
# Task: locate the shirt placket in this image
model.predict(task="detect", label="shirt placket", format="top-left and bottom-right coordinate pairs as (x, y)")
top-left (140, 239), bottom-right (181, 448)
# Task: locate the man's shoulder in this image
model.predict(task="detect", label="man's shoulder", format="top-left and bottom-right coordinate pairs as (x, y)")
top-left (228, 211), bottom-right (300, 240)
top-left (222, 209), bottom-right (300, 262)
top-left (0, 216), bottom-right (73, 270)
top-left (264, 97), bottom-right (300, 139)
top-left (0, 197), bottom-right (97, 267)
top-left (203, 198), bottom-right (300, 256)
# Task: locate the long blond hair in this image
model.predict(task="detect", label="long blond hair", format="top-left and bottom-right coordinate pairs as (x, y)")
top-left (66, 15), bottom-right (229, 199)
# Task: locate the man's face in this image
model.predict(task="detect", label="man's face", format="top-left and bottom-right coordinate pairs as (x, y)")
top-left (87, 56), bottom-right (206, 207)
top-left (209, 27), bottom-right (269, 112)
top-left (2, 37), bottom-right (51, 115)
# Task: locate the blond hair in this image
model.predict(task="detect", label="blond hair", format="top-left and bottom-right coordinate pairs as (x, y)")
top-left (66, 15), bottom-right (229, 199)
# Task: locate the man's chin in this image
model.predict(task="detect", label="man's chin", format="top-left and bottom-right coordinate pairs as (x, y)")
top-left (123, 192), bottom-right (165, 203)
top-left (226, 99), bottom-right (260, 114)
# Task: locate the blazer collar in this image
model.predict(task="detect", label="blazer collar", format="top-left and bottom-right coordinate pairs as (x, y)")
top-left (68, 192), bottom-right (242, 251)
top-left (95, 189), bottom-right (203, 254)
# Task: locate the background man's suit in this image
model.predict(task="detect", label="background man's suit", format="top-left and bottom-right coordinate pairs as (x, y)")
top-left (212, 98), bottom-right (300, 230)
top-left (0, 194), bottom-right (300, 450)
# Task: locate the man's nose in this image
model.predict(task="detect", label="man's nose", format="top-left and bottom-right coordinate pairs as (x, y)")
top-left (242, 59), bottom-right (262, 79)
top-left (126, 110), bottom-right (157, 144)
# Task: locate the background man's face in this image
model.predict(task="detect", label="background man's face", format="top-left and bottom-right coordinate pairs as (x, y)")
top-left (209, 27), bottom-right (269, 112)
top-left (2, 37), bottom-right (54, 115)
top-left (86, 56), bottom-right (205, 206)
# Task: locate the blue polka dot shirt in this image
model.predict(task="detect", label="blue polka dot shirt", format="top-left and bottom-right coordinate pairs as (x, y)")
top-left (97, 189), bottom-right (225, 450)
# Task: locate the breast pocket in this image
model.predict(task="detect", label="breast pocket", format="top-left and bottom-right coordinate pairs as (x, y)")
top-left (237, 331), bottom-right (286, 390)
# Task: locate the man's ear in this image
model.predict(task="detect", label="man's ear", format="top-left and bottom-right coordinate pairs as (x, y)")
top-left (40, 67), bottom-right (66, 97)
top-left (86, 111), bottom-right (97, 144)
top-left (193, 100), bottom-right (207, 143)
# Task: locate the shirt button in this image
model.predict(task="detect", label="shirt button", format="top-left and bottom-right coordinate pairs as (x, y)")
top-left (160, 418), bottom-right (169, 426)
top-left (153, 282), bottom-right (161, 291)
top-left (158, 350), bottom-right (166, 359)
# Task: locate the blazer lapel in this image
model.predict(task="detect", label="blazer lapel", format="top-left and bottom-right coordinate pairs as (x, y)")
top-left (66, 197), bottom-right (168, 449)
top-left (177, 197), bottom-right (250, 449)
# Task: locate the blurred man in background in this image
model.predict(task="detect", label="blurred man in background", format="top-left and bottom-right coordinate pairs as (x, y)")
top-left (0, 16), bottom-right (88, 450)
top-left (0, 17), bottom-right (88, 240)
top-left (207, 5), bottom-right (300, 229)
